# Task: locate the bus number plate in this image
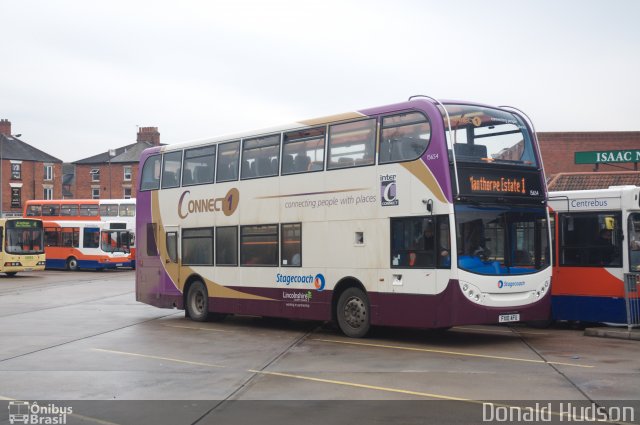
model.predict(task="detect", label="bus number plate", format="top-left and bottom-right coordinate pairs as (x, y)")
top-left (499, 313), bottom-right (520, 323)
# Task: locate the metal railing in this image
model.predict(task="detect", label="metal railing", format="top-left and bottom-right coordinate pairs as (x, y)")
top-left (623, 273), bottom-right (640, 331)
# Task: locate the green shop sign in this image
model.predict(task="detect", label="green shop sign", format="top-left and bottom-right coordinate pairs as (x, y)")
top-left (575, 149), bottom-right (640, 164)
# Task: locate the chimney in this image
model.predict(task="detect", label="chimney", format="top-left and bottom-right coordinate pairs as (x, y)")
top-left (137, 126), bottom-right (160, 146)
top-left (0, 119), bottom-right (11, 136)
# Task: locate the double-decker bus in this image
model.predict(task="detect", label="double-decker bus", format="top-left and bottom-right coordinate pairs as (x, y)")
top-left (43, 220), bottom-right (134, 271)
top-left (0, 218), bottom-right (46, 276)
top-left (135, 97), bottom-right (552, 337)
top-left (24, 199), bottom-right (137, 267)
top-left (548, 186), bottom-right (640, 324)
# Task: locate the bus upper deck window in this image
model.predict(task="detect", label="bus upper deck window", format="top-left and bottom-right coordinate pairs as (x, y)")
top-left (379, 112), bottom-right (431, 164)
top-left (140, 154), bottom-right (161, 191)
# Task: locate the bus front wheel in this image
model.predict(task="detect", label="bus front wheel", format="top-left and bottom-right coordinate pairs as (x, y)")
top-left (336, 287), bottom-right (370, 338)
top-left (5, 272), bottom-right (17, 277)
top-left (66, 257), bottom-right (79, 271)
top-left (186, 280), bottom-right (209, 322)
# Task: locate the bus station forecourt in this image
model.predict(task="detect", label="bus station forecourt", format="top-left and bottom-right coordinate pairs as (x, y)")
top-left (0, 270), bottom-right (639, 425)
top-left (1, 97), bottom-right (639, 424)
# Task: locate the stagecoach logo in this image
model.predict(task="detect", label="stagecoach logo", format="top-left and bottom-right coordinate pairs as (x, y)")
top-left (380, 174), bottom-right (399, 207)
top-left (276, 273), bottom-right (326, 291)
top-left (498, 280), bottom-right (525, 289)
top-left (178, 188), bottom-right (239, 219)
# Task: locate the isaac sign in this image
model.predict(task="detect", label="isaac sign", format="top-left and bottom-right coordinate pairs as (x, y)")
top-left (575, 149), bottom-right (640, 164)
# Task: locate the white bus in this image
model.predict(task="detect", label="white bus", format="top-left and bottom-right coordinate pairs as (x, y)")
top-left (136, 97), bottom-right (552, 337)
top-left (549, 185), bottom-right (640, 324)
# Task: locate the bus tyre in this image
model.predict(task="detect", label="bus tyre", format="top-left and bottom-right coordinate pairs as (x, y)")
top-left (186, 280), bottom-right (209, 322)
top-left (336, 287), bottom-right (370, 338)
top-left (5, 272), bottom-right (17, 277)
top-left (66, 257), bottom-right (79, 271)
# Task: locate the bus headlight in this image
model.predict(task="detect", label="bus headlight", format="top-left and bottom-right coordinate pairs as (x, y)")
top-left (37, 261), bottom-right (46, 266)
top-left (460, 281), bottom-right (483, 304)
top-left (538, 279), bottom-right (550, 296)
top-left (4, 262), bottom-right (22, 267)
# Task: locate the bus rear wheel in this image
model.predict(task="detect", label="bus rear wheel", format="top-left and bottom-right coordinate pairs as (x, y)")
top-left (186, 280), bottom-right (209, 322)
top-left (66, 257), bottom-right (79, 271)
top-left (336, 287), bottom-right (370, 338)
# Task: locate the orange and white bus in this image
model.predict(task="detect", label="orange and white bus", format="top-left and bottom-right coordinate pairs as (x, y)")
top-left (24, 199), bottom-right (100, 220)
top-left (0, 218), bottom-right (46, 276)
top-left (25, 199), bottom-right (137, 268)
top-left (43, 220), bottom-right (134, 270)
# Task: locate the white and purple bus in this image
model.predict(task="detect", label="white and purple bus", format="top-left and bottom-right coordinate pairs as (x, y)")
top-left (135, 97), bottom-right (552, 337)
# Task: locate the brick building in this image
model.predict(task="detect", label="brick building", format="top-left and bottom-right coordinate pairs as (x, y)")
top-left (72, 127), bottom-right (160, 199)
top-left (537, 131), bottom-right (640, 190)
top-left (0, 119), bottom-right (63, 217)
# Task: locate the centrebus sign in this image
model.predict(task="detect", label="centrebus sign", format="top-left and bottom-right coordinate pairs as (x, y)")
top-left (575, 149), bottom-right (640, 164)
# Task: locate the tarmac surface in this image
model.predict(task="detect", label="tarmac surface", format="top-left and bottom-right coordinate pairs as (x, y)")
top-left (0, 270), bottom-right (638, 424)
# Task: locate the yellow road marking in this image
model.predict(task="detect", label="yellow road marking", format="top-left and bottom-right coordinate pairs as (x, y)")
top-left (92, 348), bottom-right (225, 368)
top-left (162, 324), bottom-right (231, 333)
top-left (312, 338), bottom-right (593, 368)
top-left (247, 370), bottom-right (471, 401)
top-left (91, 349), bottom-right (630, 424)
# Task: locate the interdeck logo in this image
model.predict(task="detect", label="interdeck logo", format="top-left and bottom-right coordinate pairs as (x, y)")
top-left (178, 188), bottom-right (239, 219)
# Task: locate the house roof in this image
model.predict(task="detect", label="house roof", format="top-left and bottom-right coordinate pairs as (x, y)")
top-left (547, 171), bottom-right (640, 191)
top-left (110, 141), bottom-right (156, 163)
top-left (0, 134), bottom-right (62, 163)
top-left (73, 141), bottom-right (159, 165)
top-left (73, 143), bottom-right (138, 164)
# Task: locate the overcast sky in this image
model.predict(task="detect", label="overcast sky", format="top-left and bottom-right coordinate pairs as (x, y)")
top-left (1, 0), bottom-right (639, 163)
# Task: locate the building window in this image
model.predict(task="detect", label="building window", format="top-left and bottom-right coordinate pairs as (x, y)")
top-left (43, 187), bottom-right (53, 200)
top-left (91, 168), bottom-right (100, 182)
top-left (123, 187), bottom-right (132, 199)
top-left (10, 188), bottom-right (21, 208)
top-left (91, 188), bottom-right (100, 199)
top-left (11, 163), bottom-right (21, 180)
top-left (123, 166), bottom-right (132, 181)
top-left (44, 164), bottom-right (53, 181)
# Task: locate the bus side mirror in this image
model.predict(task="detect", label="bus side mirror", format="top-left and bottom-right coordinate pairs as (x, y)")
top-left (423, 199), bottom-right (433, 214)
